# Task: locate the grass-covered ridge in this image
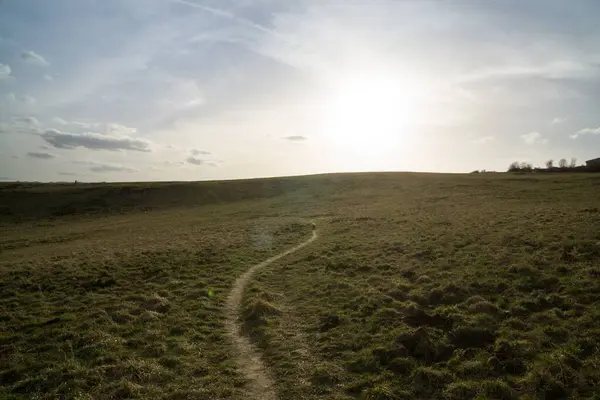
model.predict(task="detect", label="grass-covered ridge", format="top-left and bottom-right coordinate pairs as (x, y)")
top-left (1, 172), bottom-right (600, 399)
top-left (0, 176), bottom-right (322, 222)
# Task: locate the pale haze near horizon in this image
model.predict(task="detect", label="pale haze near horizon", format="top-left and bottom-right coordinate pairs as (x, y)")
top-left (1, 0), bottom-right (600, 182)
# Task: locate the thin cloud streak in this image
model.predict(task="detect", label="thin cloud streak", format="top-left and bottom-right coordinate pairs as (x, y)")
top-left (73, 160), bottom-right (138, 173)
top-left (27, 151), bottom-right (56, 159)
top-left (283, 135), bottom-right (307, 142)
top-left (570, 127), bottom-right (600, 139)
top-left (521, 131), bottom-right (548, 145)
top-left (21, 50), bottom-right (49, 66)
top-left (170, 0), bottom-right (275, 35)
top-left (41, 130), bottom-right (151, 152)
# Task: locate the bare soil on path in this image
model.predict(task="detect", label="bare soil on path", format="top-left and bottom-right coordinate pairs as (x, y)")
top-left (224, 228), bottom-right (318, 400)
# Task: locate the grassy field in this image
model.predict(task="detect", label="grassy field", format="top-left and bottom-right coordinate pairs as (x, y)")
top-left (1, 173), bottom-right (600, 399)
top-left (0, 182), bottom-right (315, 399)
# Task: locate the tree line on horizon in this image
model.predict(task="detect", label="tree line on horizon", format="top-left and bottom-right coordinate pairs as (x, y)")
top-left (507, 158), bottom-right (599, 173)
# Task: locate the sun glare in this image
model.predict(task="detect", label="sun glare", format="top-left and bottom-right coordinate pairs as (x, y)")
top-left (321, 72), bottom-right (423, 164)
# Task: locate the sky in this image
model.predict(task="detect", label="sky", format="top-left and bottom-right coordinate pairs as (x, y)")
top-left (1, 0), bottom-right (600, 182)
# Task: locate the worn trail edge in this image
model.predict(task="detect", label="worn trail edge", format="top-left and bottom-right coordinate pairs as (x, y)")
top-left (225, 228), bottom-right (318, 400)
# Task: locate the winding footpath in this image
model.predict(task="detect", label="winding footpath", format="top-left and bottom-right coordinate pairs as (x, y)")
top-left (224, 228), bottom-right (319, 400)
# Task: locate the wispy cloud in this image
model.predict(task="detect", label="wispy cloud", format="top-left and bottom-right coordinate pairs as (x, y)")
top-left (570, 127), bottom-right (600, 139)
top-left (0, 122), bottom-right (41, 135)
top-left (90, 164), bottom-right (137, 173)
top-left (186, 156), bottom-right (218, 166)
top-left (185, 147), bottom-right (218, 166)
top-left (52, 117), bottom-right (69, 125)
top-left (73, 160), bottom-right (138, 173)
top-left (459, 61), bottom-right (598, 83)
top-left (68, 121), bottom-right (101, 130)
top-left (164, 160), bottom-right (185, 166)
top-left (27, 151), bottom-right (56, 159)
top-left (170, 0), bottom-right (274, 35)
top-left (107, 123), bottom-right (137, 135)
top-left (186, 156), bottom-right (208, 165)
top-left (0, 116), bottom-right (42, 135)
top-left (282, 135), bottom-right (307, 142)
top-left (521, 131), bottom-right (547, 145)
top-left (0, 64), bottom-right (12, 80)
top-left (551, 117), bottom-right (567, 125)
top-left (191, 148), bottom-right (211, 156)
top-left (51, 119), bottom-right (137, 135)
top-left (41, 129), bottom-right (151, 152)
top-left (12, 116), bottom-right (40, 126)
top-left (21, 50), bottom-right (49, 66)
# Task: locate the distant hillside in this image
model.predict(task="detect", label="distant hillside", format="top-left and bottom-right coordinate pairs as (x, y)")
top-left (0, 177), bottom-right (315, 222)
top-left (1, 172), bottom-right (599, 222)
top-left (0, 173), bottom-right (373, 222)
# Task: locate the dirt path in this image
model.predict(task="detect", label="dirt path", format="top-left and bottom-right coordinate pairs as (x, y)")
top-left (225, 228), bottom-right (318, 400)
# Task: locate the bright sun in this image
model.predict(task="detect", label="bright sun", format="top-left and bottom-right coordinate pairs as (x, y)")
top-left (321, 73), bottom-right (422, 162)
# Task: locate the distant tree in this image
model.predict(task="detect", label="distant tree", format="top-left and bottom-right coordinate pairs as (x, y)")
top-left (545, 159), bottom-right (554, 169)
top-left (519, 162), bottom-right (533, 172)
top-left (508, 161), bottom-right (521, 172)
top-left (508, 161), bottom-right (533, 172)
top-left (570, 158), bottom-right (577, 168)
top-left (559, 158), bottom-right (568, 168)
